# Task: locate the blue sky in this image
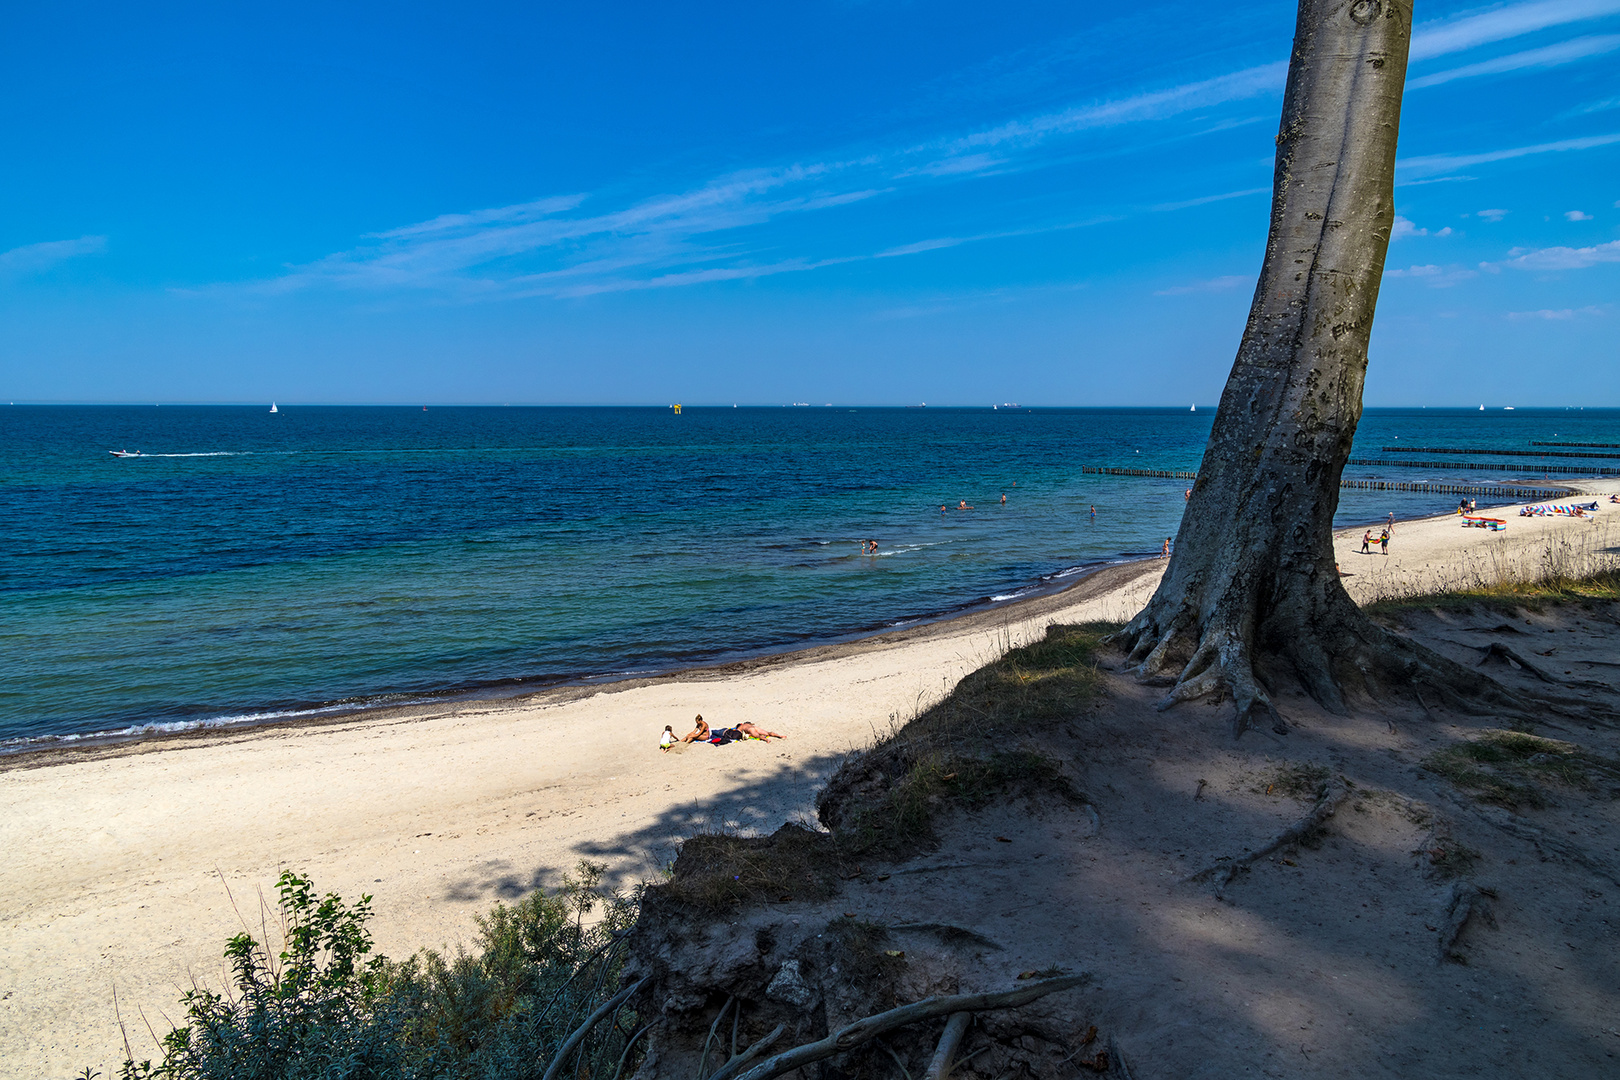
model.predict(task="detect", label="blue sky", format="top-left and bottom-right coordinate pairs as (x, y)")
top-left (2, 0), bottom-right (1616, 406)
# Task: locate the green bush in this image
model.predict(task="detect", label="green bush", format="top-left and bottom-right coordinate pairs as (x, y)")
top-left (117, 864), bottom-right (641, 1080)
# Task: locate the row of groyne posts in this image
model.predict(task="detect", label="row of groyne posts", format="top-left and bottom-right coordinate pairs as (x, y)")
top-left (1079, 466), bottom-right (1572, 501)
top-left (1080, 439), bottom-right (1620, 501)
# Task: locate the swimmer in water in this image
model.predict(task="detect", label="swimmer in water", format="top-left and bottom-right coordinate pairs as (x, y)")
top-left (958, 500), bottom-right (973, 510)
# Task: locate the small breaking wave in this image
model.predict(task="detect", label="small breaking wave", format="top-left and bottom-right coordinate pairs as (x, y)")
top-left (0, 699), bottom-right (425, 756)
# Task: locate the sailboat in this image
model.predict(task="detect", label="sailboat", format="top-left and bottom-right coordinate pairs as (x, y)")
top-left (269, 402), bottom-right (278, 414)
top-left (1479, 404), bottom-right (1484, 411)
top-left (1190, 404), bottom-right (1196, 412)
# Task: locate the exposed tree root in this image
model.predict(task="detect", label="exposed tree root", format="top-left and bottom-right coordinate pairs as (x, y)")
top-left (1474, 643), bottom-right (1555, 682)
top-left (1110, 597), bottom-right (1616, 736)
top-left (1184, 779), bottom-right (1351, 897)
top-left (921, 1011), bottom-right (972, 1080)
top-left (1437, 882), bottom-right (1496, 964)
top-left (732, 976), bottom-right (1089, 1080)
top-left (542, 977), bottom-right (648, 1080)
top-left (706, 1025), bottom-right (787, 1080)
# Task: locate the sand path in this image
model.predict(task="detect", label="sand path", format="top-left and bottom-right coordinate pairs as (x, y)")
top-left (3, 487), bottom-right (1615, 1077)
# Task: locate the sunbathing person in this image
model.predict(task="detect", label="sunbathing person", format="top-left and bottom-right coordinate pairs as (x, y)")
top-left (736, 721), bottom-right (784, 740)
top-left (680, 715), bottom-right (710, 743)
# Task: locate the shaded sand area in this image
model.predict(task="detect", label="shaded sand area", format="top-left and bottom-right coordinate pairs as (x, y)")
top-left (2, 489), bottom-right (1617, 1077)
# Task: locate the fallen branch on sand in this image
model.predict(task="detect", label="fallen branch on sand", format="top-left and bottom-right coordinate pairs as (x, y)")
top-left (1184, 779), bottom-right (1351, 896)
top-left (731, 976), bottom-right (1090, 1080)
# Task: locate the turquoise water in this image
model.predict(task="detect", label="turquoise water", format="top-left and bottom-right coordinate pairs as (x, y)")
top-left (2, 405), bottom-right (1615, 747)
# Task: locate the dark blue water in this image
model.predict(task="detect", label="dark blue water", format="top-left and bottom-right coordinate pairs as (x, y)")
top-left (3, 405), bottom-right (1615, 747)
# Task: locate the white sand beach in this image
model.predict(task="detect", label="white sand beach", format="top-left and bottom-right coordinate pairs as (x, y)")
top-left (2, 488), bottom-right (1616, 1078)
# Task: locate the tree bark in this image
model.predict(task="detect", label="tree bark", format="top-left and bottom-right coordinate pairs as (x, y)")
top-left (1113, 0), bottom-right (1421, 732)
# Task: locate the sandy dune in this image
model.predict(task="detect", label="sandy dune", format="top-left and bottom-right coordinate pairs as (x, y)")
top-left (2, 488), bottom-right (1615, 1078)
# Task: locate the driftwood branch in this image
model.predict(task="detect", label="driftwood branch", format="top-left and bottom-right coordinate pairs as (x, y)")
top-left (1184, 780), bottom-right (1350, 896)
top-left (542, 977), bottom-right (649, 1080)
top-left (707, 1024), bottom-right (787, 1080)
top-left (734, 976), bottom-right (1089, 1080)
top-left (922, 1012), bottom-right (972, 1080)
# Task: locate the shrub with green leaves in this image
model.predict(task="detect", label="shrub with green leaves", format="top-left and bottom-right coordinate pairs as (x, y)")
top-left (116, 863), bottom-right (642, 1080)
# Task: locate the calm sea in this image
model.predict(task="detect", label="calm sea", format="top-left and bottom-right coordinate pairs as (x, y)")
top-left (3, 405), bottom-right (1616, 748)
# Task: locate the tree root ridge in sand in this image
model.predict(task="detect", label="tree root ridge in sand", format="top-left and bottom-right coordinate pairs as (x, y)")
top-left (1455, 798), bottom-right (1620, 889)
top-left (1108, 583), bottom-right (1608, 735)
top-left (1183, 778), bottom-right (1352, 897)
top-left (1437, 882), bottom-right (1496, 964)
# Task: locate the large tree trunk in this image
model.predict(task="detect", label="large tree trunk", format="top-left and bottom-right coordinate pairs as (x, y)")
top-left (1114, 0), bottom-right (1421, 732)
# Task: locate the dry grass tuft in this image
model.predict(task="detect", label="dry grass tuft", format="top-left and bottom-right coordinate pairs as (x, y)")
top-left (1365, 523), bottom-right (1620, 614)
top-left (1423, 729), bottom-right (1620, 810)
top-left (1254, 762), bottom-right (1332, 801)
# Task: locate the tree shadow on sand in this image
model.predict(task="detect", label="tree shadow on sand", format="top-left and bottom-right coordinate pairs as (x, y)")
top-left (438, 748), bottom-right (851, 903)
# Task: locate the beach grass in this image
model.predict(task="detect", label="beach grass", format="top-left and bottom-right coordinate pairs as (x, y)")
top-left (1363, 525), bottom-right (1620, 613)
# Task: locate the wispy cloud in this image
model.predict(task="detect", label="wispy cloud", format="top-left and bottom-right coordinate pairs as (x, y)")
top-left (1398, 133), bottom-right (1620, 177)
top-left (1476, 208), bottom-right (1511, 221)
top-left (1408, 33), bottom-right (1620, 89)
top-left (1485, 238), bottom-right (1620, 270)
top-left (1392, 216), bottom-right (1454, 239)
top-left (1155, 274), bottom-right (1250, 296)
top-left (1506, 305), bottom-right (1606, 318)
top-left (1565, 209), bottom-right (1594, 220)
top-left (1409, 0), bottom-right (1620, 60)
top-left (255, 0), bottom-right (1620, 302)
top-left (1385, 263), bottom-right (1477, 286)
top-left (0, 235), bottom-right (107, 276)
top-left (1151, 187), bottom-right (1268, 212)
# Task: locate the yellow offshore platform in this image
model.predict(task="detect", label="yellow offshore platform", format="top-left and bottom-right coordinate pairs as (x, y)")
top-left (672, 403), bottom-right (682, 414)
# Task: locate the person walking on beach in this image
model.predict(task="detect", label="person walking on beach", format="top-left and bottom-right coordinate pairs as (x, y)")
top-left (1360, 530), bottom-right (1372, 554)
top-left (1379, 529), bottom-right (1390, 556)
top-left (1162, 537), bottom-right (1171, 556)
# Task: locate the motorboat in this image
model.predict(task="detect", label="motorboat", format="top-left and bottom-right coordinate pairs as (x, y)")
top-left (109, 449), bottom-right (142, 458)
